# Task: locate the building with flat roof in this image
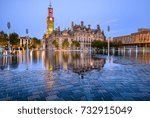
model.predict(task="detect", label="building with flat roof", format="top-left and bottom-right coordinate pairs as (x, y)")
top-left (113, 28), bottom-right (150, 47)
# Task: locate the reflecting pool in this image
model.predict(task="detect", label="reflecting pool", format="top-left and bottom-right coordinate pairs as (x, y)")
top-left (0, 51), bottom-right (150, 101)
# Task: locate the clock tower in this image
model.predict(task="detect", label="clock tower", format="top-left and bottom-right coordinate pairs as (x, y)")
top-left (47, 2), bottom-right (54, 35)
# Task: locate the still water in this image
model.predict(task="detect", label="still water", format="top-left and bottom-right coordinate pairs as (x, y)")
top-left (0, 51), bottom-right (150, 101)
top-left (1, 50), bottom-right (150, 71)
top-left (0, 51), bottom-right (105, 72)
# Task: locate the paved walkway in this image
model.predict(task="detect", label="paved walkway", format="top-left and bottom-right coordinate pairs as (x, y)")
top-left (0, 56), bottom-right (150, 101)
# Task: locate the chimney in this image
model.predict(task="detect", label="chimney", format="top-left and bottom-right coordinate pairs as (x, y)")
top-left (88, 24), bottom-right (91, 29)
top-left (81, 21), bottom-right (84, 27)
top-left (97, 25), bottom-right (100, 30)
top-left (88, 25), bottom-right (91, 33)
top-left (58, 26), bottom-right (60, 31)
top-left (97, 25), bottom-right (101, 32)
top-left (71, 21), bottom-right (74, 31)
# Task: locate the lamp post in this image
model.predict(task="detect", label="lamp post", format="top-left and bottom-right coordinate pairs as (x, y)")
top-left (7, 21), bottom-right (11, 70)
top-left (26, 29), bottom-right (29, 70)
top-left (107, 26), bottom-right (110, 57)
top-left (7, 21), bottom-right (11, 54)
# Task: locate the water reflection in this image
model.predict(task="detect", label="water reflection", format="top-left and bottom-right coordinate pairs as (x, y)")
top-left (120, 51), bottom-right (150, 64)
top-left (0, 51), bottom-right (106, 73)
top-left (1, 50), bottom-right (150, 72)
top-left (0, 56), bottom-right (19, 70)
top-left (44, 51), bottom-right (105, 74)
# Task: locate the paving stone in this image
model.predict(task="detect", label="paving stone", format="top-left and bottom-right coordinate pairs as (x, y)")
top-left (46, 95), bottom-right (60, 101)
top-left (0, 55), bottom-right (150, 101)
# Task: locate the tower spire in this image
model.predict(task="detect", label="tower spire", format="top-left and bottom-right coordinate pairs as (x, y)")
top-left (49, 1), bottom-right (52, 8)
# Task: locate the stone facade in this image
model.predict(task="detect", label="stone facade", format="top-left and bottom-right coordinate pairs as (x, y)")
top-left (46, 21), bottom-right (105, 50)
top-left (47, 3), bottom-right (54, 36)
top-left (20, 37), bottom-right (31, 48)
top-left (41, 39), bottom-right (46, 50)
top-left (113, 28), bottom-right (150, 47)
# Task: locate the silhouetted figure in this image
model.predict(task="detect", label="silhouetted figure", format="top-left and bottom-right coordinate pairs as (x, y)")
top-left (0, 66), bottom-right (4, 70)
top-left (80, 73), bottom-right (84, 79)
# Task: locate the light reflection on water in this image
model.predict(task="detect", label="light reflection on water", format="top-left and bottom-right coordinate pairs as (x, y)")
top-left (0, 51), bottom-right (105, 73)
top-left (0, 50), bottom-right (150, 72)
top-left (122, 51), bottom-right (150, 64)
top-left (0, 50), bottom-right (150, 100)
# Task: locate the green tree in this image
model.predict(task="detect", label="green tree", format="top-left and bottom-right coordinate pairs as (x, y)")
top-left (71, 40), bottom-right (80, 48)
top-left (62, 39), bottom-right (69, 49)
top-left (112, 40), bottom-right (123, 47)
top-left (52, 38), bottom-right (59, 48)
top-left (31, 37), bottom-right (41, 49)
top-left (0, 31), bottom-right (8, 46)
top-left (92, 40), bottom-right (107, 49)
top-left (9, 33), bottom-right (19, 47)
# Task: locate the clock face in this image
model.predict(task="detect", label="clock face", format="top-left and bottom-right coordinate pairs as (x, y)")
top-left (50, 18), bottom-right (53, 21)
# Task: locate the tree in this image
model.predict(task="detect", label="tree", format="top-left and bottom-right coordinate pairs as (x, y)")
top-left (9, 33), bottom-right (19, 46)
top-left (71, 40), bottom-right (80, 48)
top-left (31, 37), bottom-right (41, 49)
top-left (91, 40), bottom-right (107, 49)
top-left (112, 40), bottom-right (123, 47)
top-left (52, 38), bottom-right (59, 49)
top-left (62, 39), bottom-right (69, 49)
top-left (0, 31), bottom-right (8, 46)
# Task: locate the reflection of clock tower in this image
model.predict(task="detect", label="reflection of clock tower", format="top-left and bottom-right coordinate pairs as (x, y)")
top-left (47, 2), bottom-right (54, 35)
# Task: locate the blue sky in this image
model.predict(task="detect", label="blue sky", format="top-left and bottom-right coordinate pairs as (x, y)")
top-left (0, 0), bottom-right (150, 39)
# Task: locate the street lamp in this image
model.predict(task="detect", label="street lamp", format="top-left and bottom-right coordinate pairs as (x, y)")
top-left (26, 28), bottom-right (29, 70)
top-left (107, 26), bottom-right (110, 57)
top-left (7, 21), bottom-right (11, 70)
top-left (7, 21), bottom-right (11, 54)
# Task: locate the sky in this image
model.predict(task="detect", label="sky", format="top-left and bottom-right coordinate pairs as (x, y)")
top-left (0, 0), bottom-right (150, 39)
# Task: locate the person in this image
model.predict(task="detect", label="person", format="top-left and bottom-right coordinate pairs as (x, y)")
top-left (80, 73), bottom-right (84, 79)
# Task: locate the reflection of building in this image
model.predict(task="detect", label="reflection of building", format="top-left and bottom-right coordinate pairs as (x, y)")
top-left (44, 51), bottom-right (105, 74)
top-left (0, 56), bottom-right (19, 70)
top-left (115, 51), bottom-right (150, 64)
top-left (43, 3), bottom-right (106, 50)
top-left (113, 28), bottom-right (150, 47)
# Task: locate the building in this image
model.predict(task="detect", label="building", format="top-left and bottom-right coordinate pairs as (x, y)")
top-left (45, 2), bottom-right (54, 38)
top-left (41, 39), bottom-right (46, 50)
top-left (113, 28), bottom-right (150, 47)
top-left (47, 22), bottom-right (105, 50)
top-left (20, 37), bottom-right (31, 48)
top-left (44, 3), bottom-right (105, 50)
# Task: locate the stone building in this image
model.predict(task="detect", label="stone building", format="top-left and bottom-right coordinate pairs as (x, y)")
top-left (20, 37), bottom-right (31, 48)
top-left (113, 28), bottom-right (150, 47)
top-left (46, 21), bottom-right (106, 50)
top-left (41, 39), bottom-right (46, 50)
top-left (44, 3), bottom-right (106, 50)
